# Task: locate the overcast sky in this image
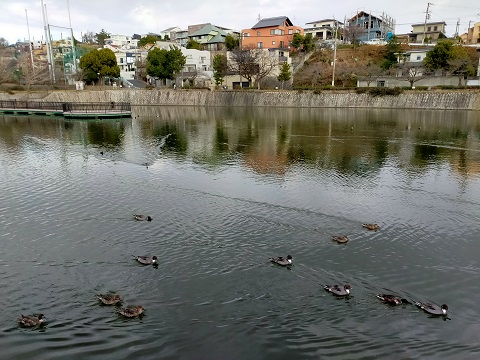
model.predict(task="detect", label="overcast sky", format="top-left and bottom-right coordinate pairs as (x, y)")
top-left (1, 0), bottom-right (479, 44)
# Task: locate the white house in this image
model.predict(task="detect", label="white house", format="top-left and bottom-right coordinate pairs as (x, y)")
top-left (160, 27), bottom-right (181, 40)
top-left (304, 19), bottom-right (343, 41)
top-left (105, 34), bottom-right (139, 50)
top-left (114, 50), bottom-right (144, 80)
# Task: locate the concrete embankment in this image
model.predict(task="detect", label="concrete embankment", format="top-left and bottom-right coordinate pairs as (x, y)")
top-left (1, 90), bottom-right (480, 110)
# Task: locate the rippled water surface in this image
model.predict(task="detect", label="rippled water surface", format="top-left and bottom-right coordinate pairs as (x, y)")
top-left (1, 107), bottom-right (480, 359)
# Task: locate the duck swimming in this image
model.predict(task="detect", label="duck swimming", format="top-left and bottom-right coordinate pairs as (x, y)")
top-left (97, 293), bottom-right (122, 305)
top-left (376, 294), bottom-right (411, 305)
top-left (332, 235), bottom-right (349, 244)
top-left (415, 302), bottom-right (448, 316)
top-left (133, 255), bottom-right (158, 265)
top-left (323, 284), bottom-right (352, 297)
top-left (269, 255), bottom-right (293, 266)
top-left (363, 223), bottom-right (379, 231)
top-left (133, 214), bottom-right (152, 221)
top-left (17, 314), bottom-right (46, 327)
top-left (118, 305), bottom-right (145, 318)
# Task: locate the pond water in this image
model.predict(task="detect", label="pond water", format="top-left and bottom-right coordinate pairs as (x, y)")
top-left (1, 107), bottom-right (480, 360)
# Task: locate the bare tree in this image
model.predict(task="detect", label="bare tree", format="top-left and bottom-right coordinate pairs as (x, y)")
top-left (345, 25), bottom-right (366, 49)
top-left (16, 54), bottom-right (49, 90)
top-left (229, 46), bottom-right (278, 89)
top-left (398, 62), bottom-right (427, 88)
top-left (359, 63), bottom-right (384, 87)
top-left (0, 56), bottom-right (16, 84)
top-left (135, 58), bottom-right (147, 81)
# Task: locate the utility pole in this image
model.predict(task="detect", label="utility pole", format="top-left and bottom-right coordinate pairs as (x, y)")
top-left (422, 2), bottom-right (433, 45)
top-left (331, 19), bottom-right (337, 86)
top-left (454, 18), bottom-right (460, 38)
top-left (67, 0), bottom-right (77, 76)
top-left (25, 9), bottom-right (34, 67)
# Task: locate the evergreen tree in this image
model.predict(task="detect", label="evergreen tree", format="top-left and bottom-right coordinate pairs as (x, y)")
top-left (277, 62), bottom-right (291, 89)
top-left (212, 54), bottom-right (228, 86)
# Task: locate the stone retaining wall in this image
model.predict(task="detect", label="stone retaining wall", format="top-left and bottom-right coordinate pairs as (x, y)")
top-left (1, 90), bottom-right (480, 110)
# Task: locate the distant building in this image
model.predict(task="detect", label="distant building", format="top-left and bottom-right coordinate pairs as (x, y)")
top-left (187, 23), bottom-right (238, 52)
top-left (397, 22), bottom-right (446, 44)
top-left (347, 11), bottom-right (395, 43)
top-left (304, 19), bottom-right (343, 42)
top-left (104, 34), bottom-right (139, 50)
top-left (241, 16), bottom-right (303, 50)
top-left (460, 21), bottom-right (480, 45)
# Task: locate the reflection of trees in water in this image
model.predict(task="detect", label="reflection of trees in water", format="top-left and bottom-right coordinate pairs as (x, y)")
top-left (153, 123), bottom-right (187, 154)
top-left (86, 121), bottom-right (125, 147)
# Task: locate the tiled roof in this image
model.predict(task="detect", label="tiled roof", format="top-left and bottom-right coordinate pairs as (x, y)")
top-left (305, 19), bottom-right (343, 25)
top-left (252, 16), bottom-right (292, 29)
top-left (189, 24), bottom-right (228, 37)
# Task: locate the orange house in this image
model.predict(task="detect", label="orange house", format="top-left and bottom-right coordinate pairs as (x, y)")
top-left (241, 16), bottom-right (303, 50)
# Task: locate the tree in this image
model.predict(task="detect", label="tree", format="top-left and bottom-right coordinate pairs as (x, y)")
top-left (423, 41), bottom-right (454, 72)
top-left (303, 33), bottom-right (315, 52)
top-left (82, 31), bottom-right (96, 44)
top-left (382, 36), bottom-right (402, 69)
top-left (135, 58), bottom-right (147, 81)
top-left (398, 63), bottom-right (426, 88)
top-left (345, 25), bottom-right (366, 48)
top-left (0, 37), bottom-right (8, 48)
top-left (16, 54), bottom-right (50, 89)
top-left (79, 48), bottom-right (120, 84)
top-left (139, 35), bottom-right (161, 47)
top-left (277, 62), bottom-right (291, 89)
top-left (229, 46), bottom-right (278, 89)
top-left (225, 34), bottom-right (239, 51)
top-left (291, 33), bottom-right (304, 50)
top-left (0, 56), bottom-right (15, 84)
top-left (360, 63), bottom-right (384, 86)
top-left (95, 29), bottom-right (110, 45)
top-left (146, 46), bottom-right (186, 84)
top-left (186, 39), bottom-right (200, 50)
top-left (448, 46), bottom-right (478, 85)
top-left (212, 54), bottom-right (228, 85)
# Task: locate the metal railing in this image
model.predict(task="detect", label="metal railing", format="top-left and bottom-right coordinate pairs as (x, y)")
top-left (0, 100), bottom-right (131, 114)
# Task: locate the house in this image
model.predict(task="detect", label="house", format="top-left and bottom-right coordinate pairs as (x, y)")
top-left (357, 47), bottom-right (466, 88)
top-left (160, 27), bottom-right (181, 41)
top-left (115, 50), bottom-right (143, 80)
top-left (188, 23), bottom-right (234, 52)
top-left (104, 34), bottom-right (139, 50)
top-left (347, 11), bottom-right (395, 43)
top-left (223, 48), bottom-right (292, 89)
top-left (241, 16), bottom-right (303, 50)
top-left (304, 19), bottom-right (343, 42)
top-left (400, 22), bottom-right (447, 44)
top-left (173, 29), bottom-right (189, 47)
top-left (176, 48), bottom-right (213, 88)
top-left (461, 21), bottom-right (480, 45)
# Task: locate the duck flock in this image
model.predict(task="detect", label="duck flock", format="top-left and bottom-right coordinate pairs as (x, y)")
top-left (16, 219), bottom-right (448, 328)
top-left (270, 223), bottom-right (449, 318)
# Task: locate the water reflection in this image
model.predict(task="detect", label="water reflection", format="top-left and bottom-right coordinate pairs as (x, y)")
top-left (1, 108), bottom-right (480, 179)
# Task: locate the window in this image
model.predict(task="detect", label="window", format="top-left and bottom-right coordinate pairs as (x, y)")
top-left (427, 26), bottom-right (431, 31)
top-left (288, 29), bottom-right (293, 34)
top-left (272, 41), bottom-right (276, 45)
top-left (244, 32), bottom-right (250, 37)
top-left (376, 80), bottom-right (385, 87)
top-left (120, 58), bottom-right (124, 63)
top-left (257, 31), bottom-right (261, 36)
top-left (416, 55), bottom-right (421, 60)
top-left (433, 26), bottom-right (438, 31)
top-left (280, 41), bottom-right (284, 48)
top-left (257, 42), bottom-right (263, 48)
top-left (270, 29), bottom-right (284, 35)
top-left (296, 29), bottom-right (300, 33)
